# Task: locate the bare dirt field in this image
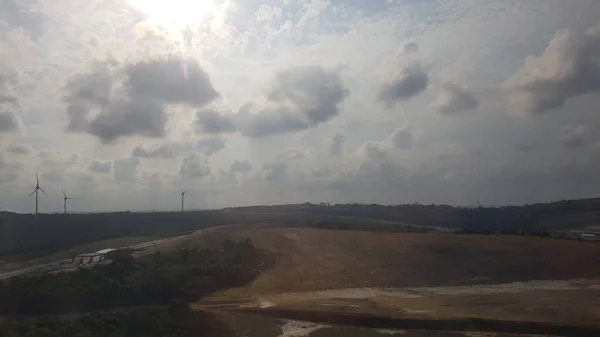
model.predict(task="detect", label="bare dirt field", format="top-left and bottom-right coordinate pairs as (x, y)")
top-left (172, 225), bottom-right (600, 335)
top-left (174, 226), bottom-right (600, 294)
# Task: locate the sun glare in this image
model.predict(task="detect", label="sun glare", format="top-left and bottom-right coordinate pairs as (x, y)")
top-left (130, 0), bottom-right (217, 28)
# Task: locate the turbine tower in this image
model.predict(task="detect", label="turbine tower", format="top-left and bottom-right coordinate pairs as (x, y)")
top-left (180, 188), bottom-right (187, 212)
top-left (28, 173), bottom-right (48, 220)
top-left (62, 189), bottom-right (72, 214)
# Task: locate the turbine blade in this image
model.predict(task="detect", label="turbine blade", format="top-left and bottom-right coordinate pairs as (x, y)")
top-left (40, 188), bottom-right (48, 196)
top-left (36, 172), bottom-right (39, 186)
top-left (28, 189), bottom-right (36, 197)
top-left (62, 189), bottom-right (66, 198)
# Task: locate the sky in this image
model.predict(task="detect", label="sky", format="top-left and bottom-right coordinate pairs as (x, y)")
top-left (1, 0), bottom-right (600, 213)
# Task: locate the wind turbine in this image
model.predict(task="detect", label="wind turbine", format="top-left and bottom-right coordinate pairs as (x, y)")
top-left (62, 189), bottom-right (72, 214)
top-left (28, 173), bottom-right (48, 220)
top-left (180, 188), bottom-right (187, 212)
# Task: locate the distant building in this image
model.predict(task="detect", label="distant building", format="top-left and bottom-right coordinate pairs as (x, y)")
top-left (580, 233), bottom-right (599, 241)
top-left (76, 248), bottom-right (118, 265)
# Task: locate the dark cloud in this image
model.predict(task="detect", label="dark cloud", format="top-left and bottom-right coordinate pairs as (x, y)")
top-left (230, 160), bottom-right (253, 174)
top-left (431, 83), bottom-right (478, 114)
top-left (87, 160), bottom-right (112, 173)
top-left (180, 153), bottom-right (211, 178)
top-left (404, 42), bottom-right (419, 53)
top-left (87, 99), bottom-right (168, 143)
top-left (65, 67), bottom-right (113, 107)
top-left (65, 103), bottom-right (91, 132)
top-left (244, 110), bottom-right (308, 137)
top-left (507, 22), bottom-right (600, 114)
top-left (6, 142), bottom-right (30, 154)
top-left (243, 66), bottom-right (349, 137)
top-left (379, 63), bottom-right (428, 104)
top-left (391, 126), bottom-right (414, 149)
top-left (195, 109), bottom-right (236, 134)
top-left (124, 57), bottom-right (219, 106)
top-left (362, 141), bottom-right (386, 159)
top-left (64, 57), bottom-right (219, 143)
top-left (0, 112), bottom-right (18, 132)
top-left (132, 142), bottom-right (181, 159)
top-left (262, 162), bottom-right (288, 182)
top-left (329, 132), bottom-right (345, 156)
top-left (196, 136), bottom-right (226, 156)
top-left (113, 158), bottom-right (139, 182)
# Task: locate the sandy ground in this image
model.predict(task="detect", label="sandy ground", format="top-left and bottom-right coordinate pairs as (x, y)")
top-left (200, 278), bottom-right (600, 330)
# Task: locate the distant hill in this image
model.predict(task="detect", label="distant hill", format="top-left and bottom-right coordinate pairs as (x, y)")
top-left (1, 197), bottom-right (600, 260)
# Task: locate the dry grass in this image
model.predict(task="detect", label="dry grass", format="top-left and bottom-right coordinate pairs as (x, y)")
top-left (174, 225), bottom-right (600, 295)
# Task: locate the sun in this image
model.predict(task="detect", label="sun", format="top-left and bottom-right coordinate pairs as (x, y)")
top-left (130, 0), bottom-right (217, 28)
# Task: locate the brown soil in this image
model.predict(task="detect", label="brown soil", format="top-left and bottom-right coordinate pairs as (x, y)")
top-left (174, 226), bottom-right (600, 295)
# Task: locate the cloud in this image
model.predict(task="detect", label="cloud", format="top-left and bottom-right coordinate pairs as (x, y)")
top-left (37, 151), bottom-right (78, 168)
top-left (391, 125), bottom-right (415, 149)
top-left (431, 83), bottom-right (478, 115)
top-left (124, 57), bottom-right (219, 106)
top-left (113, 157), bottom-right (140, 182)
top-left (362, 141), bottom-right (386, 160)
top-left (6, 142), bottom-right (30, 154)
top-left (180, 153), bottom-right (211, 179)
top-left (0, 0), bottom-right (43, 39)
top-left (562, 124), bottom-right (591, 148)
top-left (378, 44), bottom-right (429, 105)
top-left (195, 109), bottom-right (236, 134)
top-left (132, 142), bottom-right (183, 159)
top-left (64, 57), bottom-right (219, 143)
top-left (87, 99), bottom-right (168, 143)
top-left (329, 132), bottom-right (346, 156)
top-left (285, 147), bottom-right (311, 159)
top-left (311, 167), bottom-right (332, 178)
top-left (230, 160), bottom-right (253, 174)
top-left (196, 136), bottom-right (226, 156)
top-left (506, 22), bottom-right (600, 114)
top-left (378, 63), bottom-right (428, 104)
top-left (0, 112), bottom-right (18, 132)
top-left (255, 4), bottom-right (283, 22)
top-left (262, 162), bottom-right (288, 182)
top-left (87, 160), bottom-right (112, 173)
top-left (243, 66), bottom-right (349, 137)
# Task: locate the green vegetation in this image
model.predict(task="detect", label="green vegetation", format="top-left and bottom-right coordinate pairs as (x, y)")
top-left (0, 304), bottom-right (235, 337)
top-left (0, 239), bottom-right (272, 315)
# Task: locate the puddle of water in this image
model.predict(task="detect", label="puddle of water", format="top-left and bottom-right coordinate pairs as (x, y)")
top-left (402, 308), bottom-right (432, 314)
top-left (259, 298), bottom-right (277, 308)
top-left (375, 329), bottom-right (406, 335)
top-left (278, 319), bottom-right (329, 337)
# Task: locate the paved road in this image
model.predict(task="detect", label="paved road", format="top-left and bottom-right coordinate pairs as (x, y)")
top-left (0, 234), bottom-right (189, 280)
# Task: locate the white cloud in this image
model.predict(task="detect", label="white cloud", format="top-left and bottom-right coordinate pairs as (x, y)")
top-left (255, 4), bottom-right (283, 22)
top-left (506, 21), bottom-right (600, 114)
top-left (430, 83), bottom-right (478, 115)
